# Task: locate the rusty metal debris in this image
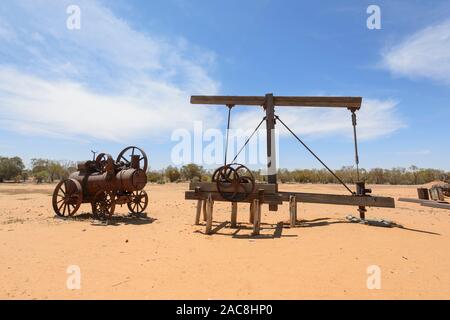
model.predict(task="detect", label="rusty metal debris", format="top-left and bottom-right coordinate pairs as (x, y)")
top-left (52, 146), bottom-right (148, 220)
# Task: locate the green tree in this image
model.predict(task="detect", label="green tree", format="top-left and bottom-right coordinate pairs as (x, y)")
top-left (0, 156), bottom-right (25, 182)
top-left (34, 171), bottom-right (49, 184)
top-left (180, 163), bottom-right (205, 181)
top-left (165, 166), bottom-right (181, 182)
top-left (147, 170), bottom-right (164, 183)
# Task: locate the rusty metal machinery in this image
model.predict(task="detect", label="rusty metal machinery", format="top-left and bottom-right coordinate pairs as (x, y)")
top-left (211, 163), bottom-right (255, 202)
top-left (52, 146), bottom-right (148, 220)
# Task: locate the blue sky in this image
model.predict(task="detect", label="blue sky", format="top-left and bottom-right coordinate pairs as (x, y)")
top-left (0, 0), bottom-right (449, 171)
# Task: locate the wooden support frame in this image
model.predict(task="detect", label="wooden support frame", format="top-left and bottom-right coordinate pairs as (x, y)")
top-left (188, 181), bottom-right (395, 236)
top-left (191, 94), bottom-right (363, 210)
top-left (187, 93), bottom-right (396, 236)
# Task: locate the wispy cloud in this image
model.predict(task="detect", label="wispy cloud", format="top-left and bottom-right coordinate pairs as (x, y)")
top-left (382, 19), bottom-right (450, 85)
top-left (232, 99), bottom-right (405, 141)
top-left (0, 0), bottom-right (221, 142)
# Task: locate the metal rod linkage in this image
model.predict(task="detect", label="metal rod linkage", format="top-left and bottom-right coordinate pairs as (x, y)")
top-left (224, 105), bottom-right (234, 165)
top-left (350, 109), bottom-right (360, 181)
top-left (231, 117), bottom-right (266, 164)
top-left (275, 115), bottom-right (354, 195)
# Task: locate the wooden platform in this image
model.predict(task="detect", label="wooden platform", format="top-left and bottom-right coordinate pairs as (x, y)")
top-left (186, 182), bottom-right (396, 235)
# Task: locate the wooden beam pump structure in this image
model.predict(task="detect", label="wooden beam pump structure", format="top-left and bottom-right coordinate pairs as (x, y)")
top-left (191, 93), bottom-right (363, 209)
top-left (187, 94), bottom-right (395, 235)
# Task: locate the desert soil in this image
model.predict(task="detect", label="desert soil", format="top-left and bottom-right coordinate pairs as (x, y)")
top-left (0, 183), bottom-right (449, 299)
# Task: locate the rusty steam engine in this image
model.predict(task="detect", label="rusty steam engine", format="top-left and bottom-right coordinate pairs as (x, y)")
top-left (52, 146), bottom-right (148, 220)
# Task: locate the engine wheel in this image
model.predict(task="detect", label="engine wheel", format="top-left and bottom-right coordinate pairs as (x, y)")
top-left (52, 179), bottom-right (82, 217)
top-left (127, 190), bottom-right (149, 214)
top-left (116, 146), bottom-right (148, 172)
top-left (92, 190), bottom-right (116, 221)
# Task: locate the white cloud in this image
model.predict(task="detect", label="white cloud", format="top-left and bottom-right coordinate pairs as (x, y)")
top-left (232, 99), bottom-right (404, 140)
top-left (0, 67), bottom-right (221, 142)
top-left (382, 19), bottom-right (450, 85)
top-left (0, 0), bottom-right (221, 142)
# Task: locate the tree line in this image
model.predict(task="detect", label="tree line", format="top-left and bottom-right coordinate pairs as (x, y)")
top-left (0, 156), bottom-right (448, 185)
top-left (147, 164), bottom-right (449, 185)
top-left (0, 156), bottom-right (77, 183)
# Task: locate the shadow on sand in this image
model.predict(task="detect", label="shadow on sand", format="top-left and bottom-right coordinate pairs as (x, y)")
top-left (298, 217), bottom-right (441, 236)
top-left (194, 216), bottom-right (441, 238)
top-left (54, 212), bottom-right (157, 226)
top-left (195, 221), bottom-right (297, 239)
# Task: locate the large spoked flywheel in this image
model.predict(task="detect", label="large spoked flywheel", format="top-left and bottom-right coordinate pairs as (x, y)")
top-left (212, 163), bottom-right (255, 201)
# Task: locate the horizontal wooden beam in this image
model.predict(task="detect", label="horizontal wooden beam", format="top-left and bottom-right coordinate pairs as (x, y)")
top-left (191, 95), bottom-right (362, 109)
top-left (185, 191), bottom-right (283, 205)
top-left (421, 202), bottom-right (450, 210)
top-left (399, 198), bottom-right (450, 210)
top-left (398, 198), bottom-right (428, 204)
top-left (189, 182), bottom-right (277, 193)
top-left (275, 96), bottom-right (361, 108)
top-left (186, 190), bottom-right (395, 208)
top-left (279, 192), bottom-right (395, 208)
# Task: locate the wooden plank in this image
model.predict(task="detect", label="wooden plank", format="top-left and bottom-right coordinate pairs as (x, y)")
top-left (195, 200), bottom-right (202, 225)
top-left (398, 198), bottom-right (429, 204)
top-left (189, 182), bottom-right (277, 193)
top-left (190, 95), bottom-right (362, 109)
top-left (191, 95), bottom-right (265, 106)
top-left (249, 201), bottom-right (254, 224)
top-left (421, 202), bottom-right (450, 210)
top-left (231, 202), bottom-right (237, 228)
top-left (279, 192), bottom-right (395, 208)
top-left (274, 96), bottom-right (362, 109)
top-left (399, 198), bottom-right (450, 207)
top-left (185, 191), bottom-right (283, 205)
top-left (252, 199), bottom-right (261, 236)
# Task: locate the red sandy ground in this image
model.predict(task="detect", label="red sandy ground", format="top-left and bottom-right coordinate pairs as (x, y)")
top-left (0, 183), bottom-right (449, 299)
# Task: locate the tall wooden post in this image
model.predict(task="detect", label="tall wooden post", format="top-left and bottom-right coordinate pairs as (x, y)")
top-left (202, 199), bottom-right (207, 221)
top-left (195, 200), bottom-right (202, 225)
top-left (231, 202), bottom-right (238, 228)
top-left (289, 195), bottom-right (297, 227)
top-left (264, 93), bottom-right (278, 211)
top-left (252, 199), bottom-right (261, 236)
top-left (205, 194), bottom-right (213, 235)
